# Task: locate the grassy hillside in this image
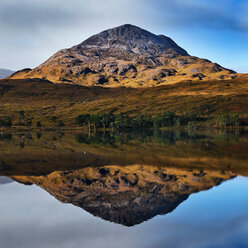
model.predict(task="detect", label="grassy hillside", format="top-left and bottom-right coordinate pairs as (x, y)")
top-left (0, 75), bottom-right (248, 127)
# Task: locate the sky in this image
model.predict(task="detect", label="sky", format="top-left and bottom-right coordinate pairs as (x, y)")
top-left (0, 0), bottom-right (247, 72)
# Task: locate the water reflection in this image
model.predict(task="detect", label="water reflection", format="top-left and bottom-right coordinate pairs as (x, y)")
top-left (1, 177), bottom-right (247, 248)
top-left (0, 130), bottom-right (248, 226)
top-left (12, 166), bottom-right (235, 226)
top-left (0, 176), bottom-right (13, 185)
top-left (0, 130), bottom-right (248, 176)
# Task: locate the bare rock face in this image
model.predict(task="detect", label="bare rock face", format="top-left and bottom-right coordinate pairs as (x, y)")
top-left (13, 165), bottom-right (234, 226)
top-left (79, 24), bottom-right (188, 57)
top-left (9, 24), bottom-right (236, 87)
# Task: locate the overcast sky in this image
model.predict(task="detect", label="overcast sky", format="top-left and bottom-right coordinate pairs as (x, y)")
top-left (0, 0), bottom-right (247, 72)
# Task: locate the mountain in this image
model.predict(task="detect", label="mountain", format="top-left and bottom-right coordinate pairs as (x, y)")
top-left (0, 68), bottom-right (14, 79)
top-left (12, 165), bottom-right (235, 226)
top-left (9, 24), bottom-right (236, 87)
top-left (0, 176), bottom-right (13, 185)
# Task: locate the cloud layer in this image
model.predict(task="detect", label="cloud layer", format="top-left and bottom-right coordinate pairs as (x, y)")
top-left (0, 0), bottom-right (247, 71)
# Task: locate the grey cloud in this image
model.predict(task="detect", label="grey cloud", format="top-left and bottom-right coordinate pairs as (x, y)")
top-left (0, 0), bottom-right (145, 34)
top-left (0, 0), bottom-right (247, 35)
top-left (0, 0), bottom-right (247, 70)
top-left (149, 0), bottom-right (248, 32)
top-left (0, 0), bottom-right (83, 33)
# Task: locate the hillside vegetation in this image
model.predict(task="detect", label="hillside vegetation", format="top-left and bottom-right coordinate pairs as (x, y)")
top-left (0, 75), bottom-right (248, 128)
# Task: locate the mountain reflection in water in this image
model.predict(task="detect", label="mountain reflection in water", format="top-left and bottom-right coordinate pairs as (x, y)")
top-left (0, 130), bottom-right (248, 226)
top-left (12, 166), bottom-right (235, 226)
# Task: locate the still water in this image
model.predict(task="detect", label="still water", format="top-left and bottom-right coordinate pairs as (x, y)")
top-left (0, 130), bottom-right (248, 248)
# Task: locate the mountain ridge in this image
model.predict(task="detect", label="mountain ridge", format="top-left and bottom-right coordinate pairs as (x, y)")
top-left (9, 24), bottom-right (237, 87)
top-left (78, 24), bottom-right (189, 56)
top-left (0, 68), bottom-right (14, 79)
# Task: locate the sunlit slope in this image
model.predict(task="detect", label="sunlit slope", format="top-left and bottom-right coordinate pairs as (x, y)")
top-left (0, 74), bottom-right (248, 126)
top-left (9, 24), bottom-right (236, 87)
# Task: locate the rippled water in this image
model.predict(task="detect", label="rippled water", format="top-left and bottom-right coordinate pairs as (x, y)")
top-left (0, 130), bottom-right (248, 248)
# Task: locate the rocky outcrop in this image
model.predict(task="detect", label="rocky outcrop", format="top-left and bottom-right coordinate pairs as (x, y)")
top-left (79, 24), bottom-right (188, 57)
top-left (9, 24), bottom-right (236, 87)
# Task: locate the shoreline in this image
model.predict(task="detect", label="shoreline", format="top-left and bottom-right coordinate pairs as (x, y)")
top-left (1, 125), bottom-right (247, 133)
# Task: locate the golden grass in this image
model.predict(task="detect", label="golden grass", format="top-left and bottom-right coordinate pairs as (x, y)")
top-left (0, 75), bottom-right (248, 127)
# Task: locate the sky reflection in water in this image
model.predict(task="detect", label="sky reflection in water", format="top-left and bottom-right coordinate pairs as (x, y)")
top-left (1, 177), bottom-right (248, 248)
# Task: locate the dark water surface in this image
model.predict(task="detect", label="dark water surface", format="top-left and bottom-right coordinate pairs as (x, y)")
top-left (0, 130), bottom-right (248, 248)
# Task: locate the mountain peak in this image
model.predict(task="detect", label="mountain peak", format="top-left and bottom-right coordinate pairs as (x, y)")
top-left (79, 24), bottom-right (189, 56)
top-left (110, 23), bottom-right (141, 31)
top-left (9, 24), bottom-right (235, 87)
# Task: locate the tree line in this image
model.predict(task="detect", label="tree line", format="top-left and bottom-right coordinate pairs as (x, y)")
top-left (0, 111), bottom-right (245, 129)
top-left (0, 117), bottom-right (12, 127)
top-left (75, 112), bottom-right (244, 130)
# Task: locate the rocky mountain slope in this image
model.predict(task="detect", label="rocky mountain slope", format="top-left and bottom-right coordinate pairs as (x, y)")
top-left (0, 68), bottom-right (14, 79)
top-left (9, 24), bottom-right (236, 87)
